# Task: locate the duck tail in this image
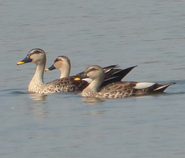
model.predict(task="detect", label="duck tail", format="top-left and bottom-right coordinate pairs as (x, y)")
top-left (100, 65), bottom-right (137, 88)
top-left (102, 65), bottom-right (119, 73)
top-left (154, 82), bottom-right (176, 92)
top-left (105, 65), bottom-right (137, 81)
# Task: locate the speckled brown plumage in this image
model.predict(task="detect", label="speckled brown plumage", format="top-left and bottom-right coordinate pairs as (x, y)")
top-left (95, 81), bottom-right (175, 98)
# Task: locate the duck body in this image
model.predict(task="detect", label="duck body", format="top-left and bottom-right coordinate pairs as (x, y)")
top-left (28, 77), bottom-right (88, 94)
top-left (90, 81), bottom-right (175, 98)
top-left (43, 77), bottom-right (88, 93)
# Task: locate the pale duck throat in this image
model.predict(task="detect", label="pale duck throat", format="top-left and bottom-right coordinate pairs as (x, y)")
top-left (82, 75), bottom-right (104, 97)
top-left (59, 63), bottom-right (71, 78)
top-left (28, 62), bottom-right (45, 92)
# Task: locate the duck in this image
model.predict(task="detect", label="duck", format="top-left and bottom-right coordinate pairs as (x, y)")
top-left (17, 48), bottom-right (88, 94)
top-left (80, 65), bottom-right (176, 98)
top-left (45, 56), bottom-right (137, 85)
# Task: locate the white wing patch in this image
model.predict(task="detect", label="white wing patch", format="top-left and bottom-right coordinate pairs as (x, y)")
top-left (82, 78), bottom-right (92, 83)
top-left (134, 82), bottom-right (155, 89)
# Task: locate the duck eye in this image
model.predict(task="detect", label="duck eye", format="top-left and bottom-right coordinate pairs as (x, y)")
top-left (34, 51), bottom-right (42, 54)
top-left (90, 68), bottom-right (96, 71)
top-left (55, 58), bottom-right (62, 62)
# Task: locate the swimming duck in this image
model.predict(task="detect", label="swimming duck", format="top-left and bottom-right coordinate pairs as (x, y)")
top-left (17, 48), bottom-right (88, 94)
top-left (80, 65), bottom-right (176, 98)
top-left (45, 56), bottom-right (137, 85)
top-left (45, 56), bottom-right (140, 91)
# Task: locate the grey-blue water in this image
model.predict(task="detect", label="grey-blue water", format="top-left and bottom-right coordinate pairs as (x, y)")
top-left (1, 0), bottom-right (185, 158)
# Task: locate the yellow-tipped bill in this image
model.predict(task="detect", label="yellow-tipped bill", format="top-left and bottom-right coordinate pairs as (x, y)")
top-left (45, 65), bottom-right (56, 71)
top-left (74, 77), bottom-right (81, 81)
top-left (17, 61), bottom-right (25, 65)
top-left (45, 68), bottom-right (50, 71)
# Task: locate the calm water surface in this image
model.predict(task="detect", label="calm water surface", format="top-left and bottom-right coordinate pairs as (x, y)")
top-left (1, 0), bottom-right (185, 158)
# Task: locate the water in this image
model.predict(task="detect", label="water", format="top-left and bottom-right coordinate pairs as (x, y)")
top-left (1, 0), bottom-right (185, 157)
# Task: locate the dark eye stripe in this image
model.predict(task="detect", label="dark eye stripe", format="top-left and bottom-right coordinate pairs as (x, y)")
top-left (55, 58), bottom-right (63, 62)
top-left (89, 68), bottom-right (96, 72)
top-left (58, 56), bottom-right (70, 62)
top-left (29, 49), bottom-right (43, 55)
top-left (34, 51), bottom-right (42, 54)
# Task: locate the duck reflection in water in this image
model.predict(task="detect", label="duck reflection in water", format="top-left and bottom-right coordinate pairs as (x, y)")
top-left (82, 97), bottom-right (105, 105)
top-left (29, 94), bottom-right (48, 102)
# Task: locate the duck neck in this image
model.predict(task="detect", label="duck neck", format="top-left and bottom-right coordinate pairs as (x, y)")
top-left (88, 78), bottom-right (103, 92)
top-left (28, 63), bottom-right (45, 91)
top-left (59, 64), bottom-right (71, 78)
top-left (82, 76), bottom-right (104, 97)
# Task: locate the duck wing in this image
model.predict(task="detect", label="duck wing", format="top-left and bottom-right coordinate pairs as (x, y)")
top-left (100, 66), bottom-right (137, 88)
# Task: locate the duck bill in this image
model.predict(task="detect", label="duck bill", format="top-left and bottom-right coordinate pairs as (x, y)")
top-left (74, 71), bottom-right (92, 82)
top-left (45, 65), bottom-right (56, 71)
top-left (17, 56), bottom-right (32, 65)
